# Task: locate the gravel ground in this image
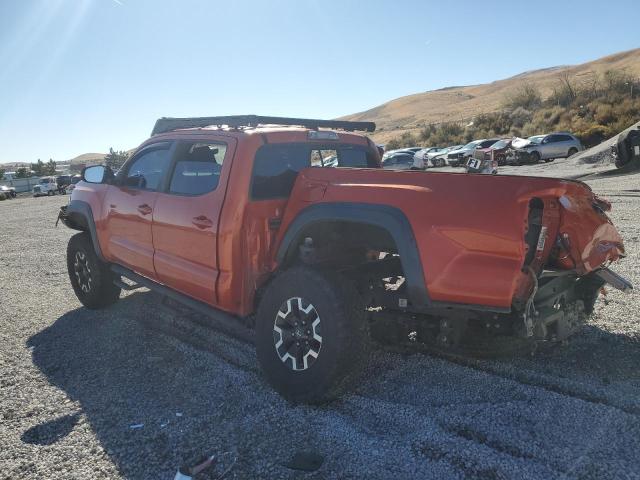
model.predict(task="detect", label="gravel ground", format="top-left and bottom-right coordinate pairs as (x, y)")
top-left (1, 168), bottom-right (639, 479)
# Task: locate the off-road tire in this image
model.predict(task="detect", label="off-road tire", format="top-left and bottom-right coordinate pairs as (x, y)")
top-left (568, 147), bottom-right (578, 157)
top-left (67, 232), bottom-right (121, 309)
top-left (255, 266), bottom-right (368, 404)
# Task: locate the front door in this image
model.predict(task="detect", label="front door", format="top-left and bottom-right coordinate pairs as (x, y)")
top-left (152, 139), bottom-right (235, 305)
top-left (103, 142), bottom-right (173, 279)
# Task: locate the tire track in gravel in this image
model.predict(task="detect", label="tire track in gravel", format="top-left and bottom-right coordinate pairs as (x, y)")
top-left (375, 343), bottom-right (640, 416)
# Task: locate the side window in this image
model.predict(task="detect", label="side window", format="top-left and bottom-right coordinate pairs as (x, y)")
top-left (169, 142), bottom-right (226, 195)
top-left (558, 135), bottom-right (573, 142)
top-left (251, 145), bottom-right (310, 199)
top-left (124, 146), bottom-right (172, 191)
top-left (545, 135), bottom-right (559, 143)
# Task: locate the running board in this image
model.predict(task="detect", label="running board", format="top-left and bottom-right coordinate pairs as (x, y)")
top-left (110, 264), bottom-right (255, 344)
top-left (596, 268), bottom-right (633, 293)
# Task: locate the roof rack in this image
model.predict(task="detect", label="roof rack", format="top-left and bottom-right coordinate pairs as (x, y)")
top-left (151, 115), bottom-right (376, 136)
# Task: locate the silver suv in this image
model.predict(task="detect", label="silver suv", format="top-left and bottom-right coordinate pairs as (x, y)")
top-left (516, 133), bottom-right (583, 163)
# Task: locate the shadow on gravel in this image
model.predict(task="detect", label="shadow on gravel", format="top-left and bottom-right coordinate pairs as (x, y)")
top-left (25, 291), bottom-right (640, 479)
top-left (21, 412), bottom-right (81, 446)
top-left (25, 293), bottom-right (257, 479)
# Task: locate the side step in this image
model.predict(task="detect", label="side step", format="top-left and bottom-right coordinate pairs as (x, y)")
top-left (110, 264), bottom-right (255, 344)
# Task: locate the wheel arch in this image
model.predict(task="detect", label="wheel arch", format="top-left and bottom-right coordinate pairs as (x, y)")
top-left (274, 202), bottom-right (430, 308)
top-left (64, 200), bottom-right (106, 261)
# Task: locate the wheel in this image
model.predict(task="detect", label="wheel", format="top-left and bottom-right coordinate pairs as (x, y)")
top-left (48, 190), bottom-right (54, 196)
top-left (530, 151), bottom-right (541, 163)
top-left (255, 266), bottom-right (368, 404)
top-left (67, 232), bottom-right (121, 309)
top-left (544, 158), bottom-right (554, 163)
top-left (568, 147), bottom-right (578, 157)
top-left (434, 158), bottom-right (445, 167)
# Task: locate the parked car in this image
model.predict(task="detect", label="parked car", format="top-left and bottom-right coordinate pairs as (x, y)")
top-left (0, 185), bottom-right (17, 199)
top-left (382, 147), bottom-right (421, 161)
top-left (470, 138), bottom-right (512, 166)
top-left (413, 147), bottom-right (445, 164)
top-left (58, 114), bottom-right (630, 404)
top-left (382, 152), bottom-right (417, 170)
top-left (447, 139), bottom-right (500, 166)
top-left (33, 177), bottom-right (58, 197)
top-left (430, 145), bottom-right (463, 167)
top-left (508, 133), bottom-right (583, 164)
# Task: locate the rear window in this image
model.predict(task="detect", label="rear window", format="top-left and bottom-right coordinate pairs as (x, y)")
top-left (251, 144), bottom-right (371, 200)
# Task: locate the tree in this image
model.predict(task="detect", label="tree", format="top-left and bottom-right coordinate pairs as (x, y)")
top-left (15, 167), bottom-right (30, 178)
top-left (503, 82), bottom-right (542, 111)
top-left (104, 148), bottom-right (129, 170)
top-left (0, 169), bottom-right (5, 181)
top-left (45, 159), bottom-right (57, 175)
top-left (31, 159), bottom-right (45, 176)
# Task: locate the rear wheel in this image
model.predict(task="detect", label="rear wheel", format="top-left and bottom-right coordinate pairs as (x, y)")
top-left (67, 232), bottom-right (121, 309)
top-left (568, 147), bottom-right (578, 157)
top-left (255, 266), bottom-right (368, 404)
top-left (47, 190), bottom-right (54, 196)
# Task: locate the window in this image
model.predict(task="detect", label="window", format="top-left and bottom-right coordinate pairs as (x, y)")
top-left (124, 145), bottom-right (172, 191)
top-left (169, 143), bottom-right (226, 195)
top-left (557, 135), bottom-right (573, 142)
top-left (251, 144), bottom-right (373, 199)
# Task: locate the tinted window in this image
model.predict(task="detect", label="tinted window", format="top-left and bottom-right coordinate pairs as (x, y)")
top-left (252, 145), bottom-right (309, 199)
top-left (545, 135), bottom-right (560, 143)
top-left (251, 144), bottom-right (371, 199)
top-left (125, 147), bottom-right (171, 190)
top-left (169, 143), bottom-right (226, 195)
top-left (557, 134), bottom-right (573, 142)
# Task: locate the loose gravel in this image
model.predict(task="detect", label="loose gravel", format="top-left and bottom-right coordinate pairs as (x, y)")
top-left (0, 170), bottom-right (638, 479)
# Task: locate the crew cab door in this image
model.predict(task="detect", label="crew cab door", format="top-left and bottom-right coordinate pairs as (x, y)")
top-left (103, 142), bottom-right (173, 279)
top-left (152, 138), bottom-right (235, 305)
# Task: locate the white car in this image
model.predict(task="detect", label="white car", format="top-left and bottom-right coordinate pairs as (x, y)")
top-left (32, 177), bottom-right (58, 197)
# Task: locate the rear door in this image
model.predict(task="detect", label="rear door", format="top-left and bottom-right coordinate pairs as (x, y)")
top-left (103, 142), bottom-right (173, 279)
top-left (152, 138), bottom-right (236, 305)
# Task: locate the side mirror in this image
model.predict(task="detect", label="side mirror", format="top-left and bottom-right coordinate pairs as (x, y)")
top-left (82, 165), bottom-right (113, 184)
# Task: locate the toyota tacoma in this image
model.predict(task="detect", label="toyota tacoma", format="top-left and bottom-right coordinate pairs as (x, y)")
top-left (58, 115), bottom-right (632, 403)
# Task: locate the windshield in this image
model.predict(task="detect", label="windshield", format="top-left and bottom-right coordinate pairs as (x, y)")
top-left (527, 135), bottom-right (544, 144)
top-left (71, 176), bottom-right (81, 184)
top-left (491, 140), bottom-right (509, 149)
top-left (462, 141), bottom-right (480, 149)
top-left (39, 178), bottom-right (50, 184)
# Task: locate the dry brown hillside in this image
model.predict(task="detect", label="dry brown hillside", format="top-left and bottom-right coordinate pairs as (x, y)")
top-left (343, 48), bottom-right (640, 143)
top-left (68, 152), bottom-right (106, 165)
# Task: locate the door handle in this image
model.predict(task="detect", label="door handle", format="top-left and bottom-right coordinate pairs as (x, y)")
top-left (137, 204), bottom-right (152, 215)
top-left (192, 215), bottom-right (213, 229)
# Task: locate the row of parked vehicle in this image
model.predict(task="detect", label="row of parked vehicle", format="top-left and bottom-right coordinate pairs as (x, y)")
top-left (32, 174), bottom-right (82, 197)
top-left (382, 132), bottom-right (584, 171)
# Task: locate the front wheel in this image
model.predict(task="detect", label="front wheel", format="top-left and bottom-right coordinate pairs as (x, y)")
top-left (255, 266), bottom-right (368, 404)
top-left (530, 151), bottom-right (541, 163)
top-left (67, 232), bottom-right (121, 309)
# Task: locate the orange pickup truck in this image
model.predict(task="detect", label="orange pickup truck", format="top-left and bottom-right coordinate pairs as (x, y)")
top-left (58, 115), bottom-right (631, 403)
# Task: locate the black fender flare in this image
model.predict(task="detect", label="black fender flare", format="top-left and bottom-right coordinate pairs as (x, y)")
top-left (64, 200), bottom-right (106, 262)
top-left (275, 202), bottom-right (430, 308)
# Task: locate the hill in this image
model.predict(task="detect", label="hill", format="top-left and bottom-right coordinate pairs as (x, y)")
top-left (342, 48), bottom-right (640, 143)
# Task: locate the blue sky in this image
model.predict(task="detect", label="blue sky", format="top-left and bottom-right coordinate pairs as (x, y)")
top-left (0, 0), bottom-right (638, 164)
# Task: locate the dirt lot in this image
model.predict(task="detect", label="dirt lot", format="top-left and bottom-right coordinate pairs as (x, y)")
top-left (1, 166), bottom-right (639, 479)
